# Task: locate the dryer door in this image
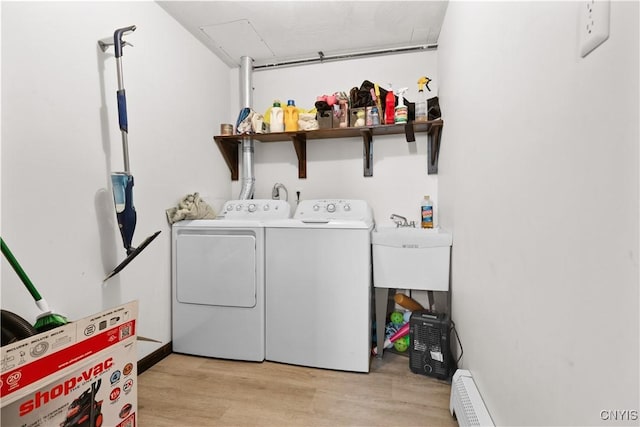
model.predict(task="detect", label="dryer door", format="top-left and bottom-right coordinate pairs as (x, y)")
top-left (176, 230), bottom-right (257, 308)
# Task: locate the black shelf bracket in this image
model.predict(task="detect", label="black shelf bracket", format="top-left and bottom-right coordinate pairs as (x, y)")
top-left (290, 133), bottom-right (307, 179)
top-left (404, 122), bottom-right (416, 142)
top-left (214, 137), bottom-right (240, 180)
top-left (427, 123), bottom-right (443, 174)
top-left (361, 128), bottom-right (373, 177)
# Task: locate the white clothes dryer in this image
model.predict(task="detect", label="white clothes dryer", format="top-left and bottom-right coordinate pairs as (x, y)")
top-left (265, 199), bottom-right (374, 372)
top-left (172, 199), bottom-right (290, 361)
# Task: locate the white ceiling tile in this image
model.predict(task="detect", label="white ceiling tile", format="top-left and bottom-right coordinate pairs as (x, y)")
top-left (201, 19), bottom-right (274, 66)
top-left (157, 1), bottom-right (449, 67)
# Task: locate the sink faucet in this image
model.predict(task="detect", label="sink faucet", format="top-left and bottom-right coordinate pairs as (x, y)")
top-left (390, 214), bottom-right (416, 228)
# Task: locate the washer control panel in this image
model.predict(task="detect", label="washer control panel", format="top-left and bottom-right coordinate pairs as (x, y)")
top-left (294, 199), bottom-right (372, 222)
top-left (222, 199), bottom-right (291, 220)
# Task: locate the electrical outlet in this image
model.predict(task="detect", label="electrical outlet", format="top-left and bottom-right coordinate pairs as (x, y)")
top-left (579, 0), bottom-right (610, 57)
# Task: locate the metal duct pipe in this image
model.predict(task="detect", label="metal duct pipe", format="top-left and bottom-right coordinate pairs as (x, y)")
top-left (253, 44), bottom-right (438, 71)
top-left (238, 56), bottom-right (255, 200)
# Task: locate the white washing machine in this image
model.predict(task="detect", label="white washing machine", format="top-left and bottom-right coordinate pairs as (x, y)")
top-left (172, 199), bottom-right (290, 361)
top-left (265, 199), bottom-right (374, 372)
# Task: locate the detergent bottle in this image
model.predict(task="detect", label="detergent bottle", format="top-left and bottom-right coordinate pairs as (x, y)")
top-left (385, 84), bottom-right (395, 125)
top-left (284, 99), bottom-right (299, 132)
top-left (421, 195), bottom-right (433, 229)
top-left (270, 100), bottom-right (284, 133)
top-left (415, 76), bottom-right (432, 122)
top-left (394, 87), bottom-right (408, 124)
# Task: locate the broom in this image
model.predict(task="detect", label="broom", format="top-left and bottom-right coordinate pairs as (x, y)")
top-left (1, 238), bottom-right (68, 332)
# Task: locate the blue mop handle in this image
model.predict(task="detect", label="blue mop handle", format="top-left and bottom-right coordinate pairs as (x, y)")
top-left (113, 25), bottom-right (135, 172)
top-left (117, 89), bottom-right (128, 134)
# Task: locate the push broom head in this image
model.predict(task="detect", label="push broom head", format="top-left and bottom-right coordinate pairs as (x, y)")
top-left (34, 310), bottom-right (68, 333)
top-left (0, 238), bottom-right (70, 334)
top-left (33, 299), bottom-right (68, 333)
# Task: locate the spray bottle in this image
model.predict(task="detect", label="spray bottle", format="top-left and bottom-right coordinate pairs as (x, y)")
top-left (394, 87), bottom-right (409, 124)
top-left (384, 83), bottom-right (395, 125)
top-left (415, 77), bottom-right (432, 123)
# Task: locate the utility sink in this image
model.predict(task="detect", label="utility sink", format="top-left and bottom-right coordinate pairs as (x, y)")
top-left (372, 225), bottom-right (452, 248)
top-left (372, 224), bottom-right (452, 358)
top-left (371, 225), bottom-right (452, 291)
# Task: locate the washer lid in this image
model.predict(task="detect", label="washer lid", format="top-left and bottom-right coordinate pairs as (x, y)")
top-left (266, 218), bottom-right (373, 229)
top-left (173, 219), bottom-right (264, 228)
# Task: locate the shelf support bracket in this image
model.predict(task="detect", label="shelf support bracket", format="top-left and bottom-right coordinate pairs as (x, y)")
top-left (361, 128), bottom-right (373, 177)
top-left (290, 133), bottom-right (307, 179)
top-left (427, 122), bottom-right (443, 174)
top-left (214, 137), bottom-right (240, 180)
top-left (404, 122), bottom-right (416, 142)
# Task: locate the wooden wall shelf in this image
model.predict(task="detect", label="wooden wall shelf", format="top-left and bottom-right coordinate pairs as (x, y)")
top-left (214, 119), bottom-right (443, 180)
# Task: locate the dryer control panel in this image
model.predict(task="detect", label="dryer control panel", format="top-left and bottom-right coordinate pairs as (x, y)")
top-left (294, 199), bottom-right (373, 222)
top-left (222, 199), bottom-right (291, 220)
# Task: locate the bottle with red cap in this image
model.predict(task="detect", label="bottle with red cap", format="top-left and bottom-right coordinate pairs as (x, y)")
top-left (385, 83), bottom-right (395, 125)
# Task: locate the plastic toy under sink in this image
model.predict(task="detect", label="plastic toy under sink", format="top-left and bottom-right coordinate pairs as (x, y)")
top-left (371, 225), bottom-right (452, 291)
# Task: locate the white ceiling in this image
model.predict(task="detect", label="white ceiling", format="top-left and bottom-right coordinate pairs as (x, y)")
top-left (157, 1), bottom-right (449, 68)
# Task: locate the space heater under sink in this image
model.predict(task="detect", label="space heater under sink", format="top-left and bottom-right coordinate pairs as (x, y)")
top-left (409, 311), bottom-right (453, 380)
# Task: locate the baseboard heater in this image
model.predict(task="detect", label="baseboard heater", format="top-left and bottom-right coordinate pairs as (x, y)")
top-left (449, 369), bottom-right (494, 426)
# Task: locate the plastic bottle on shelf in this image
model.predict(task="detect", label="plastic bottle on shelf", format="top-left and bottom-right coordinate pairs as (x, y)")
top-left (371, 106), bottom-right (380, 125)
top-left (394, 87), bottom-right (408, 124)
top-left (421, 195), bottom-right (433, 229)
top-left (270, 100), bottom-right (284, 133)
top-left (385, 84), bottom-right (395, 125)
top-left (415, 76), bottom-right (432, 122)
top-left (284, 99), bottom-right (299, 132)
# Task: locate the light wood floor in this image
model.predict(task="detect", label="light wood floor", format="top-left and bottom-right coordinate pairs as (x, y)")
top-left (137, 352), bottom-right (457, 426)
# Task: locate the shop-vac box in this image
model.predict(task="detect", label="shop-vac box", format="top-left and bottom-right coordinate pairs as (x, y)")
top-left (372, 226), bottom-right (452, 291)
top-left (1, 301), bottom-right (139, 427)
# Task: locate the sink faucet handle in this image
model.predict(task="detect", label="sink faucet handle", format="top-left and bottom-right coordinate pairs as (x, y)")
top-left (390, 214), bottom-right (409, 227)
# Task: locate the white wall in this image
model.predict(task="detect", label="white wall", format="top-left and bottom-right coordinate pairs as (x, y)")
top-left (438, 2), bottom-right (639, 425)
top-left (230, 52), bottom-right (440, 227)
top-left (1, 2), bottom-right (231, 359)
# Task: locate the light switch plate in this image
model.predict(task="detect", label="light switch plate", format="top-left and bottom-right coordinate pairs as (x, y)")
top-left (579, 0), bottom-right (611, 57)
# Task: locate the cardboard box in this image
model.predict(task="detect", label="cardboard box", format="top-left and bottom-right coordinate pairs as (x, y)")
top-left (334, 107), bottom-right (347, 128)
top-left (1, 301), bottom-right (138, 427)
top-left (350, 107), bottom-right (366, 127)
top-left (316, 110), bottom-right (333, 129)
